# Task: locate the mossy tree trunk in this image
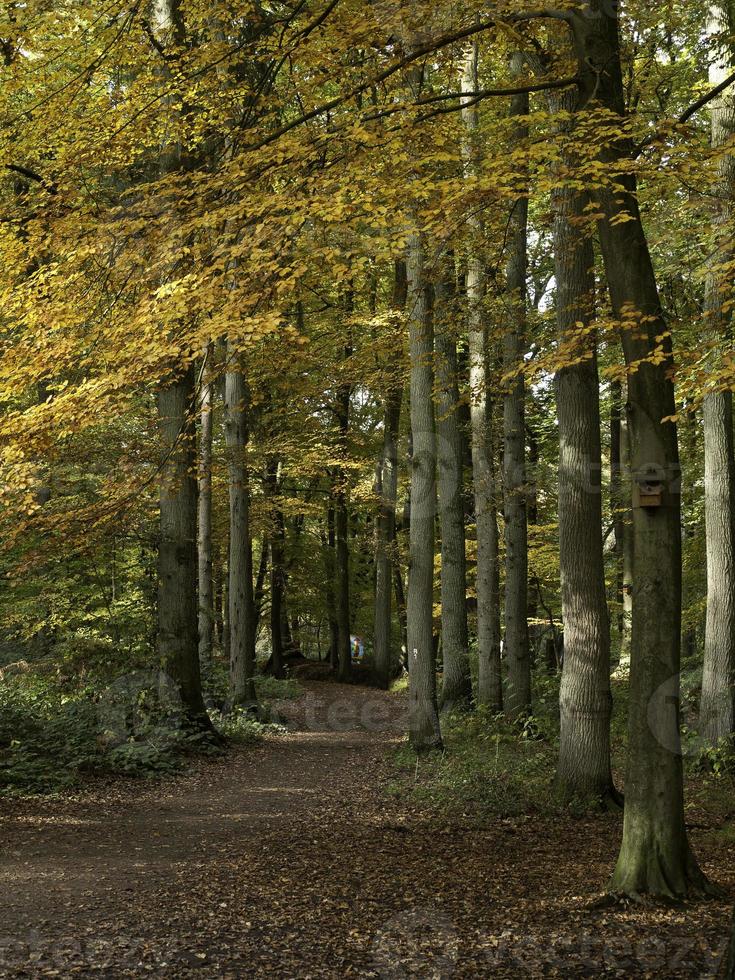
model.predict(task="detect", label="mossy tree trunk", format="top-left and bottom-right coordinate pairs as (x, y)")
top-left (567, 0), bottom-right (709, 898)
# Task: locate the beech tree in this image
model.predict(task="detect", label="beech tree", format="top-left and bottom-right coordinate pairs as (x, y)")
top-left (565, 0), bottom-right (709, 898)
top-left (224, 352), bottom-right (257, 708)
top-left (151, 0), bottom-right (209, 728)
top-left (503, 54), bottom-right (532, 722)
top-left (461, 40), bottom-right (502, 711)
top-left (550, 83), bottom-right (617, 805)
top-left (435, 259), bottom-right (472, 710)
top-left (373, 261), bottom-right (406, 689)
top-left (700, 0), bottom-right (735, 746)
top-left (406, 230), bottom-right (442, 751)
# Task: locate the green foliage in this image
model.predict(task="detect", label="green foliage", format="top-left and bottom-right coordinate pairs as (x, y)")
top-left (0, 672), bottom-right (230, 794)
top-left (253, 674), bottom-right (303, 702)
top-left (687, 732), bottom-right (735, 777)
top-left (389, 705), bottom-right (556, 817)
top-left (212, 707), bottom-right (287, 744)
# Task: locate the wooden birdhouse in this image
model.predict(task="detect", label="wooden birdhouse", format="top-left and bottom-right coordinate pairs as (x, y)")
top-left (634, 467), bottom-right (664, 510)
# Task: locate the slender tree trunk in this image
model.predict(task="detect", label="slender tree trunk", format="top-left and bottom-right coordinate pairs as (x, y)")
top-left (324, 500), bottom-right (340, 672)
top-left (619, 414), bottom-right (634, 669)
top-left (213, 554), bottom-right (223, 650)
top-left (267, 460), bottom-right (286, 680)
top-left (434, 258), bottom-right (472, 710)
top-left (550, 87), bottom-right (616, 803)
top-left (568, 1), bottom-right (709, 898)
top-left (253, 536), bottom-right (269, 627)
top-left (157, 366), bottom-right (209, 727)
top-left (610, 379), bottom-right (625, 648)
top-left (374, 260), bottom-right (407, 689)
top-left (197, 343), bottom-right (214, 672)
top-left (407, 231), bottom-right (442, 750)
top-left (225, 352), bottom-right (257, 707)
top-left (394, 551), bottom-right (409, 668)
top-left (503, 53), bottom-right (531, 721)
top-left (335, 292), bottom-right (354, 683)
top-left (700, 0), bottom-right (735, 746)
top-left (461, 41), bottom-right (502, 710)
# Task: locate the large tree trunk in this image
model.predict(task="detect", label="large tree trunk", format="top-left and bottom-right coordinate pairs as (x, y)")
top-left (374, 260), bottom-right (406, 689)
top-left (197, 343), bottom-right (214, 673)
top-left (157, 366), bottom-right (209, 727)
top-left (224, 353), bottom-right (257, 707)
top-left (406, 230), bottom-right (442, 750)
top-left (503, 53), bottom-right (531, 721)
top-left (700, 0), bottom-right (735, 746)
top-left (568, 1), bottom-right (709, 898)
top-left (152, 0), bottom-right (208, 728)
top-left (435, 259), bottom-right (472, 710)
top-left (550, 87), bottom-right (616, 804)
top-left (461, 41), bottom-right (502, 710)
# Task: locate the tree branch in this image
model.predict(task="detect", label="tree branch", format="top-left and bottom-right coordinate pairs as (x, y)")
top-left (361, 75), bottom-right (580, 123)
top-left (679, 69), bottom-right (735, 124)
top-left (6, 164), bottom-right (57, 195)
top-left (635, 70), bottom-right (735, 156)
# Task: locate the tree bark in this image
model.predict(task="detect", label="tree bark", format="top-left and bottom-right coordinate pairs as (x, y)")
top-left (197, 343), bottom-right (214, 673)
top-left (394, 550), bottom-right (409, 668)
top-left (725, 908), bottom-right (735, 979)
top-left (224, 352), bottom-right (257, 707)
top-left (374, 260), bottom-right (406, 689)
top-left (550, 86), bottom-right (616, 803)
top-left (461, 41), bottom-right (502, 711)
top-left (267, 459), bottom-right (286, 680)
top-left (503, 52), bottom-right (531, 721)
top-left (335, 374), bottom-right (353, 685)
top-left (700, 0), bottom-right (735, 746)
top-left (151, 0), bottom-right (209, 728)
top-left (324, 500), bottom-right (340, 672)
top-left (610, 379), bottom-right (625, 649)
top-left (407, 230), bottom-right (442, 750)
top-left (567, 0), bottom-right (709, 898)
top-left (434, 258), bottom-right (472, 710)
top-left (157, 366), bottom-right (209, 727)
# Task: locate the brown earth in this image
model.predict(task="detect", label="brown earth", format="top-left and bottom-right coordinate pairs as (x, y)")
top-left (1, 680), bottom-right (733, 978)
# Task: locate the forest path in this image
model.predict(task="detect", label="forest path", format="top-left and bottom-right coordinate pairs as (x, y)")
top-left (1, 679), bottom-right (732, 978)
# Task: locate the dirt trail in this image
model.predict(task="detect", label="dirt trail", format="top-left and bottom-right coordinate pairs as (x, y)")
top-left (1, 680), bottom-right (732, 978)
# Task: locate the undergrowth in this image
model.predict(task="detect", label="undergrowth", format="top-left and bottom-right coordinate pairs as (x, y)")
top-left (389, 659), bottom-right (735, 823)
top-left (0, 666), bottom-right (302, 795)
